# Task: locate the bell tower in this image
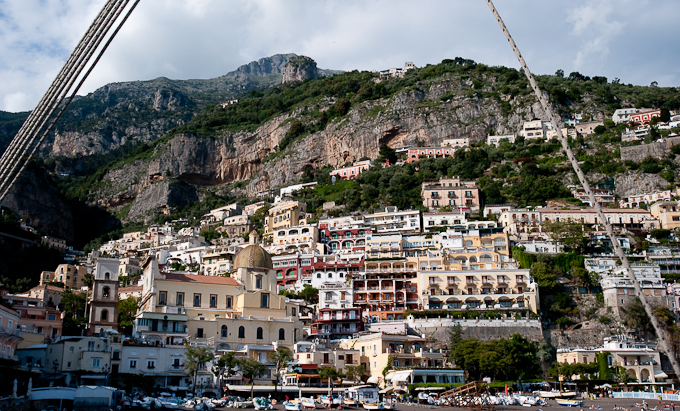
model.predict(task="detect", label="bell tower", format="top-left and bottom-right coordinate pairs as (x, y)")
top-left (89, 258), bottom-right (120, 334)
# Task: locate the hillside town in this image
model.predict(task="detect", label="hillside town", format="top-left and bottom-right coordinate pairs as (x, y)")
top-left (1, 100), bottom-right (680, 409)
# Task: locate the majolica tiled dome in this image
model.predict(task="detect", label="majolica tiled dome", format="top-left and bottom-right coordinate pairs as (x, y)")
top-left (233, 244), bottom-right (273, 271)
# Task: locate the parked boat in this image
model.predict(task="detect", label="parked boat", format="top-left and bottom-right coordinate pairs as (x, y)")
top-left (300, 398), bottom-right (319, 409)
top-left (555, 398), bottom-right (583, 407)
top-left (363, 403), bottom-right (384, 410)
top-left (254, 397), bottom-right (274, 410)
top-left (285, 402), bottom-right (303, 411)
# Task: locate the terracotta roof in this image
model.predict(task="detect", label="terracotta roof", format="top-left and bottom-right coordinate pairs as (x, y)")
top-left (29, 284), bottom-right (65, 293)
top-left (119, 286), bottom-right (143, 292)
top-left (0, 304), bottom-right (18, 316)
top-left (162, 273), bottom-right (240, 285)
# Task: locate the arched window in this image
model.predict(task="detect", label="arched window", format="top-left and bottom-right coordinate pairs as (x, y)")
top-left (221, 325), bottom-right (228, 338)
top-left (101, 309), bottom-right (108, 322)
top-left (102, 286), bottom-right (110, 299)
top-left (238, 326), bottom-right (245, 339)
top-left (279, 328), bottom-right (285, 341)
top-left (256, 327), bottom-right (263, 340)
top-left (104, 272), bottom-right (110, 280)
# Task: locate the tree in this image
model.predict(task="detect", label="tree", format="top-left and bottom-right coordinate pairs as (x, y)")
top-left (377, 144), bottom-right (397, 165)
top-left (299, 284), bottom-right (319, 304)
top-left (555, 69), bottom-right (564, 78)
top-left (271, 347), bottom-right (293, 400)
top-left (530, 262), bottom-right (557, 290)
top-left (624, 297), bottom-right (655, 339)
top-left (83, 273), bottom-right (94, 289)
top-left (213, 351), bottom-right (238, 396)
top-left (345, 364), bottom-right (366, 383)
top-left (542, 219), bottom-right (589, 253)
top-left (318, 366), bottom-right (343, 397)
top-left (238, 357), bottom-right (268, 398)
top-left (184, 343), bottom-right (215, 396)
top-left (118, 297), bottom-right (138, 335)
top-left (660, 108), bottom-right (671, 123)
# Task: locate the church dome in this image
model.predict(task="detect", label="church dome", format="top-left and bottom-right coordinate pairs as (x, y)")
top-left (233, 244), bottom-right (273, 271)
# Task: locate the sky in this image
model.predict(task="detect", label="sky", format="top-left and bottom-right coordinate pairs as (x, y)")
top-left (0, 0), bottom-right (678, 113)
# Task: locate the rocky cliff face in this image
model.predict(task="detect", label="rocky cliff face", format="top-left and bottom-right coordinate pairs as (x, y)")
top-left (282, 56), bottom-right (318, 83)
top-left (89, 71), bottom-right (545, 223)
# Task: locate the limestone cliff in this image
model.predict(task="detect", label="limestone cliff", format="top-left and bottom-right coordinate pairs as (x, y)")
top-left (90, 74), bottom-right (546, 223)
top-left (282, 56), bottom-right (318, 83)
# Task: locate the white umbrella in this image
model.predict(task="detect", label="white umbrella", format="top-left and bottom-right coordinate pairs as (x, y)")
top-left (27, 378), bottom-right (32, 396)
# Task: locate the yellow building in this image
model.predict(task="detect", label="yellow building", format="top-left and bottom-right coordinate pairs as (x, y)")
top-left (650, 201), bottom-right (680, 230)
top-left (136, 238), bottom-right (303, 350)
top-left (39, 264), bottom-right (89, 290)
top-left (264, 201), bottom-right (309, 236)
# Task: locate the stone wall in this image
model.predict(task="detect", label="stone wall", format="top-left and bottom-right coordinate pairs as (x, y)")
top-left (407, 317), bottom-right (544, 346)
top-left (620, 137), bottom-right (680, 162)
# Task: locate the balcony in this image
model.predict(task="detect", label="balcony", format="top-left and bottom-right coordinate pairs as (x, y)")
top-left (169, 364), bottom-right (184, 371)
top-left (448, 193), bottom-right (458, 198)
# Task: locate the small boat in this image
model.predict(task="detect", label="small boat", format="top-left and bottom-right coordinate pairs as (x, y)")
top-left (254, 397), bottom-right (274, 410)
top-left (559, 391), bottom-right (577, 397)
top-left (285, 402), bottom-right (303, 411)
top-left (343, 398), bottom-right (357, 406)
top-left (300, 398), bottom-right (319, 409)
top-left (363, 403), bottom-right (384, 410)
top-left (555, 398), bottom-right (583, 407)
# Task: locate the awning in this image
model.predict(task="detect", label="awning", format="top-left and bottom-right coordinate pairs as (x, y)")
top-left (655, 371), bottom-right (669, 379)
top-left (392, 370), bottom-right (412, 383)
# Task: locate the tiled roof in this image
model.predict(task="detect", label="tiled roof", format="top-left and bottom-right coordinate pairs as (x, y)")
top-left (162, 273), bottom-right (240, 285)
top-left (119, 286), bottom-right (143, 292)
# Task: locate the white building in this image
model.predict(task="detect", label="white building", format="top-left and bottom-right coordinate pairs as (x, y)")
top-left (612, 108), bottom-right (640, 124)
top-left (442, 137), bottom-right (470, 149)
top-left (363, 207), bottom-right (421, 234)
top-left (487, 134), bottom-right (515, 146)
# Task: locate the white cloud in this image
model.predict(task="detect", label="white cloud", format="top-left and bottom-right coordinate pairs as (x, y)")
top-left (0, 0), bottom-right (677, 112)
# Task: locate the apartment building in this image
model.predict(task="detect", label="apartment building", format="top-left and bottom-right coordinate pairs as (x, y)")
top-left (44, 333), bottom-right (122, 386)
top-left (612, 108), bottom-right (641, 124)
top-left (363, 207), bottom-right (421, 234)
top-left (422, 211), bottom-right (466, 231)
top-left (421, 268), bottom-right (537, 312)
top-left (302, 253), bottom-right (364, 289)
top-left (586, 260), bottom-right (667, 310)
top-left (3, 291), bottom-right (63, 342)
top-left (650, 201), bottom-right (680, 230)
top-left (292, 341), bottom-right (360, 375)
top-left (629, 110), bottom-right (661, 125)
top-left (270, 224), bottom-right (320, 255)
top-left (329, 160), bottom-right (371, 181)
top-left (499, 208), bottom-right (656, 235)
top-left (244, 201), bottom-right (268, 216)
top-left (39, 264), bottom-right (89, 290)
top-left (406, 147), bottom-right (456, 163)
top-left (0, 304), bottom-right (22, 360)
top-left (519, 120), bottom-right (569, 140)
top-left (119, 343), bottom-right (195, 392)
top-left (218, 214), bottom-right (254, 238)
top-left (201, 246), bottom-right (237, 276)
top-left (311, 284), bottom-right (363, 339)
top-left (273, 253), bottom-right (302, 290)
top-left (443, 137), bottom-right (470, 149)
top-left (487, 134), bottom-right (515, 146)
top-left (339, 333), bottom-right (446, 387)
top-left (621, 190), bottom-right (674, 208)
top-left (421, 177), bottom-right (481, 211)
top-left (557, 336), bottom-right (667, 384)
top-left (320, 222), bottom-right (369, 253)
top-left (571, 188), bottom-right (616, 206)
top-left (264, 201), bottom-right (309, 235)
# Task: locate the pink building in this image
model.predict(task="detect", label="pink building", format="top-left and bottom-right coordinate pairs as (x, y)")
top-left (0, 304), bottom-right (22, 360)
top-left (330, 160), bottom-right (371, 180)
top-left (629, 110), bottom-right (660, 125)
top-left (406, 147), bottom-right (455, 163)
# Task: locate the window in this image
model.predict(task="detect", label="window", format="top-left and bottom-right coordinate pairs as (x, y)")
top-left (92, 358), bottom-right (101, 368)
top-left (147, 360), bottom-right (156, 369)
top-left (197, 328), bottom-right (204, 338)
top-left (67, 361), bottom-right (72, 369)
top-left (256, 276), bottom-right (262, 289)
top-left (177, 292), bottom-right (184, 306)
top-left (69, 346), bottom-right (74, 353)
top-left (261, 293), bottom-right (269, 308)
top-left (104, 272), bottom-right (109, 280)
top-left (48, 314), bottom-right (56, 321)
top-left (221, 325), bottom-right (228, 338)
top-left (159, 291), bottom-right (167, 306)
top-left (316, 273), bottom-right (321, 279)
top-left (238, 326), bottom-right (245, 339)
top-left (88, 341), bottom-right (95, 351)
top-left (226, 297), bottom-right (232, 308)
top-left (292, 307), bottom-right (297, 316)
top-left (257, 327), bottom-right (263, 339)
top-left (101, 309), bottom-right (109, 322)
top-left (210, 295), bottom-right (217, 308)
top-left (279, 328), bottom-right (285, 341)
top-left (113, 350), bottom-right (120, 360)
top-left (194, 294), bottom-right (201, 307)
top-left (102, 286), bottom-right (110, 299)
